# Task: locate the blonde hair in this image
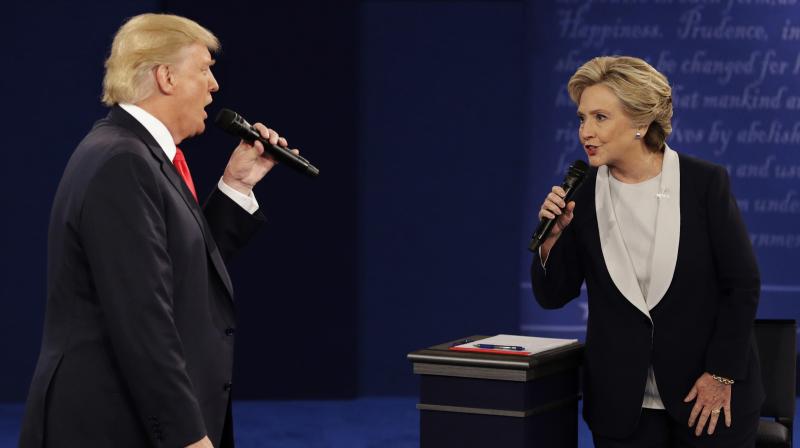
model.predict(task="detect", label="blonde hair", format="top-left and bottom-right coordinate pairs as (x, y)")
top-left (567, 56), bottom-right (673, 152)
top-left (102, 13), bottom-right (220, 106)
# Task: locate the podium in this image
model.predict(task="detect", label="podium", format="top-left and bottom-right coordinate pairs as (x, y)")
top-left (408, 335), bottom-right (584, 448)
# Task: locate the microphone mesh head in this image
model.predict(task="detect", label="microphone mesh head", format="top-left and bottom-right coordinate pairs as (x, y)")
top-left (572, 159), bottom-right (588, 172)
top-left (568, 160), bottom-right (589, 179)
top-left (214, 108), bottom-right (238, 132)
top-left (563, 160), bottom-right (589, 189)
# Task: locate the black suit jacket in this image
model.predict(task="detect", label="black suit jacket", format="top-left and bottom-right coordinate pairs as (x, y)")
top-left (531, 153), bottom-right (764, 442)
top-left (20, 106), bottom-right (264, 448)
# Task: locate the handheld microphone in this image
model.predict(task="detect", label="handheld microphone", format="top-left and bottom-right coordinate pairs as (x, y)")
top-left (214, 108), bottom-right (320, 177)
top-left (528, 160), bottom-right (588, 252)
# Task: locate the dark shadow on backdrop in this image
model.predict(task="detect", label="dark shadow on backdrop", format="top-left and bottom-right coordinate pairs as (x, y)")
top-left (3, 0), bottom-right (359, 400)
top-left (3, 0), bottom-right (526, 401)
top-left (357, 1), bottom-right (525, 395)
top-left (2, 0), bottom-right (161, 402)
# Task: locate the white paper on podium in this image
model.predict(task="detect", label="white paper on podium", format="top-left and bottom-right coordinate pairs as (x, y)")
top-left (452, 334), bottom-right (578, 356)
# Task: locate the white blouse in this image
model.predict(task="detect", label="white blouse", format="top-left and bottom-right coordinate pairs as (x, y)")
top-left (609, 171), bottom-right (665, 410)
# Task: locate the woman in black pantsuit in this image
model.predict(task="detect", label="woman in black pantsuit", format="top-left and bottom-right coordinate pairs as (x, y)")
top-left (531, 56), bottom-right (763, 448)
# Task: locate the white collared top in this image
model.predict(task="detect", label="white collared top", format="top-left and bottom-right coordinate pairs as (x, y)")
top-left (595, 146), bottom-right (681, 319)
top-left (608, 172), bottom-right (661, 301)
top-left (119, 103), bottom-right (259, 214)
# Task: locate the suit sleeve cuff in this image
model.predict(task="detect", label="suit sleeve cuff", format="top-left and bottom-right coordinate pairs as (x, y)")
top-left (539, 246), bottom-right (549, 270)
top-left (218, 177), bottom-right (259, 214)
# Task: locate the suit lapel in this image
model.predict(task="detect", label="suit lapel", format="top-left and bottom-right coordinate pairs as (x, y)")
top-left (156, 157), bottom-right (235, 299)
top-left (645, 146), bottom-right (680, 311)
top-left (108, 106), bottom-right (235, 299)
top-left (595, 165), bottom-right (651, 320)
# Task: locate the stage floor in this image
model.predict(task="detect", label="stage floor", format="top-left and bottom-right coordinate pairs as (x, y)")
top-left (1, 397), bottom-right (795, 447)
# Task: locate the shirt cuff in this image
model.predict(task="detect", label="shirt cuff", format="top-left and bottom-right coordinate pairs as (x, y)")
top-left (539, 246), bottom-right (549, 270)
top-left (217, 178), bottom-right (259, 214)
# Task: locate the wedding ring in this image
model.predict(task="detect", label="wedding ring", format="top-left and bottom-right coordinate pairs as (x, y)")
top-left (711, 409), bottom-right (721, 415)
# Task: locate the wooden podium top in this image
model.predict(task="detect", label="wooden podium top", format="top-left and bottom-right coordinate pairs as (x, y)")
top-left (407, 335), bottom-right (584, 382)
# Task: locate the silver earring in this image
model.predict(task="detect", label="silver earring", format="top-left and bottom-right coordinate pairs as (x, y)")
top-left (635, 131), bottom-right (642, 139)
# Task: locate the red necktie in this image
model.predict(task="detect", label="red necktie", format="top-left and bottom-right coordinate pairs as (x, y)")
top-left (173, 147), bottom-right (198, 202)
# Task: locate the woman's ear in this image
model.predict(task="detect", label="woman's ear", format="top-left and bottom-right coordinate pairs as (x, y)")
top-left (635, 123), bottom-right (650, 140)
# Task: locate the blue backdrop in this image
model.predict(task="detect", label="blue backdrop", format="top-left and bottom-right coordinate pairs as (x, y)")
top-left (520, 1), bottom-right (800, 345)
top-left (358, 1), bottom-right (524, 395)
top-left (3, 0), bottom-right (798, 402)
top-left (3, 0), bottom-right (361, 401)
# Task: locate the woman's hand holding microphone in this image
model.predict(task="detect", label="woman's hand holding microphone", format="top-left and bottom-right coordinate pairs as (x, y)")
top-left (538, 186), bottom-right (576, 261)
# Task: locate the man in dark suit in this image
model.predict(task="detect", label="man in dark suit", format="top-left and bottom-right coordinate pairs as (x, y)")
top-left (19, 13), bottom-right (297, 448)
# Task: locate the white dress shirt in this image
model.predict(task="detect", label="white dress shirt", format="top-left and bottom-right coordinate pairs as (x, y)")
top-left (119, 103), bottom-right (260, 214)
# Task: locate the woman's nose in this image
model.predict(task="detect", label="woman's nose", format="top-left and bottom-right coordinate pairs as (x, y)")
top-left (579, 122), bottom-right (593, 142)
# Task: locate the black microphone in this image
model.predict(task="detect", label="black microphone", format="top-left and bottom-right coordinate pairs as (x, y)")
top-left (214, 108), bottom-right (320, 177)
top-left (528, 160), bottom-right (589, 252)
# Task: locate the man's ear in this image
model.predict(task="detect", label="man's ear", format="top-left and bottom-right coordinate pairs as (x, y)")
top-left (153, 64), bottom-right (176, 95)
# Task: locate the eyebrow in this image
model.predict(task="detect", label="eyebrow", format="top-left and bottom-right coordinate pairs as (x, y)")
top-left (577, 109), bottom-right (610, 116)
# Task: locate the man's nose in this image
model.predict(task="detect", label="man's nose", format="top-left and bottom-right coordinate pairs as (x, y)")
top-left (209, 71), bottom-right (220, 93)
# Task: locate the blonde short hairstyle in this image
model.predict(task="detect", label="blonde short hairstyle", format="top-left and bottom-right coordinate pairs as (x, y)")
top-left (102, 13), bottom-right (220, 106)
top-left (567, 56), bottom-right (673, 152)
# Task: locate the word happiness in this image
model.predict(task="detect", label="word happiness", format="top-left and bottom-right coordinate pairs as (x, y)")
top-left (556, 3), bottom-right (796, 47)
top-left (555, 0), bottom-right (797, 7)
